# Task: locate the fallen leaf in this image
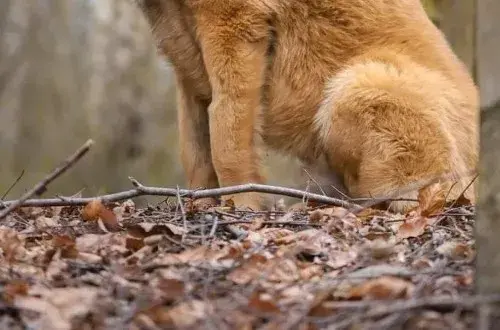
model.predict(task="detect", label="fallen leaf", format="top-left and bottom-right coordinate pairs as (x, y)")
top-left (35, 215), bottom-right (58, 228)
top-left (227, 254), bottom-right (269, 285)
top-left (348, 276), bottom-right (414, 300)
top-left (453, 193), bottom-right (472, 207)
top-left (99, 207), bottom-right (121, 232)
top-left (2, 279), bottom-right (29, 304)
top-left (81, 199), bottom-right (102, 221)
top-left (396, 216), bottom-right (427, 239)
top-left (157, 278), bottom-right (186, 302)
top-left (0, 226), bottom-right (26, 262)
top-left (52, 235), bottom-right (79, 259)
top-left (15, 287), bottom-right (98, 330)
top-left (168, 300), bottom-right (208, 328)
top-left (81, 199), bottom-right (120, 231)
top-left (300, 264), bottom-right (324, 280)
top-left (363, 238), bottom-right (396, 259)
top-left (248, 291), bottom-right (280, 314)
top-left (126, 236), bottom-right (145, 252)
top-left (417, 183), bottom-right (446, 216)
top-left (436, 242), bottom-right (474, 260)
top-left (259, 228), bottom-right (295, 243)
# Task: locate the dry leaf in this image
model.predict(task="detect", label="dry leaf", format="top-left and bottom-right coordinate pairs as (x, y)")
top-left (396, 216), bottom-right (427, 239)
top-left (82, 199), bottom-right (120, 231)
top-left (81, 199), bottom-right (102, 221)
top-left (52, 235), bottom-right (79, 259)
top-left (436, 242), bottom-right (474, 260)
top-left (35, 215), bottom-right (58, 228)
top-left (454, 193), bottom-right (472, 207)
top-left (300, 264), bottom-right (324, 280)
top-left (2, 279), bottom-right (29, 304)
top-left (157, 278), bottom-right (186, 302)
top-left (167, 300), bottom-right (208, 328)
top-left (259, 228), bottom-right (295, 243)
top-left (0, 226), bottom-right (26, 262)
top-left (99, 207), bottom-right (121, 232)
top-left (417, 183), bottom-right (446, 216)
top-left (248, 291), bottom-right (280, 314)
top-left (227, 254), bottom-right (269, 285)
top-left (363, 238), bottom-right (396, 259)
top-left (348, 276), bottom-right (414, 300)
top-left (15, 287), bottom-right (98, 330)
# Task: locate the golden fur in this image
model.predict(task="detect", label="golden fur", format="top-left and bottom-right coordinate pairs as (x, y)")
top-left (136, 0), bottom-right (479, 212)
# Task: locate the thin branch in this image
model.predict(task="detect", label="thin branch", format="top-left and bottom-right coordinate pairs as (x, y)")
top-left (1, 169), bottom-right (25, 200)
top-left (315, 294), bottom-right (500, 328)
top-left (0, 139), bottom-right (94, 220)
top-left (1, 177), bottom-right (362, 210)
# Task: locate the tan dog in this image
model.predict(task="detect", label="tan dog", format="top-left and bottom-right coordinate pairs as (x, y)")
top-left (136, 0), bottom-right (478, 212)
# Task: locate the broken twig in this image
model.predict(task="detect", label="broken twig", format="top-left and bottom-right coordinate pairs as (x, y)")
top-left (1, 177), bottom-right (362, 211)
top-left (0, 139), bottom-right (94, 220)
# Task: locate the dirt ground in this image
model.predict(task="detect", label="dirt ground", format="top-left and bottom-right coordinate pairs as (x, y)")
top-left (0, 186), bottom-right (482, 330)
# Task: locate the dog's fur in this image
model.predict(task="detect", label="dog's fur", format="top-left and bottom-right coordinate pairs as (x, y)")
top-left (136, 0), bottom-right (479, 212)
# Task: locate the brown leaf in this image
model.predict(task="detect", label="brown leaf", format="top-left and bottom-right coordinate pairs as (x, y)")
top-left (309, 210), bottom-right (324, 223)
top-left (126, 237), bottom-right (145, 252)
top-left (259, 228), bottom-right (295, 243)
top-left (14, 287), bottom-right (98, 330)
top-left (157, 278), bottom-right (186, 302)
top-left (0, 226), bottom-right (26, 262)
top-left (127, 222), bottom-right (185, 239)
top-left (348, 276), bottom-right (414, 300)
top-left (99, 207), bottom-right (121, 232)
top-left (227, 254), bottom-right (268, 285)
top-left (436, 242), bottom-right (474, 260)
top-left (3, 279), bottom-right (29, 304)
top-left (248, 291), bottom-right (280, 314)
top-left (81, 199), bottom-right (102, 221)
top-left (299, 264), bottom-right (324, 280)
top-left (396, 216), bottom-right (427, 239)
top-left (454, 193), bottom-right (472, 207)
top-left (52, 235), bottom-right (79, 259)
top-left (81, 199), bottom-right (120, 231)
top-left (153, 300), bottom-right (207, 328)
top-left (417, 183), bottom-right (446, 216)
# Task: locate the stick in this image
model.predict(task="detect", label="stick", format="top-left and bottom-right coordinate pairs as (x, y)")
top-left (0, 177), bottom-right (362, 211)
top-left (0, 139), bottom-right (94, 220)
top-left (318, 294), bottom-right (500, 328)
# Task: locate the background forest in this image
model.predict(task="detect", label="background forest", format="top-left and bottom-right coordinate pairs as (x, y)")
top-left (0, 0), bottom-right (494, 205)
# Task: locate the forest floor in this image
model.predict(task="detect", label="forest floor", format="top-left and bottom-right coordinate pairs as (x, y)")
top-left (0, 188), bottom-right (483, 330)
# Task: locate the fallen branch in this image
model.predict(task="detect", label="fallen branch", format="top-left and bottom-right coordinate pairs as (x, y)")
top-left (315, 294), bottom-right (500, 328)
top-left (0, 177), bottom-right (362, 211)
top-left (0, 139), bottom-right (94, 220)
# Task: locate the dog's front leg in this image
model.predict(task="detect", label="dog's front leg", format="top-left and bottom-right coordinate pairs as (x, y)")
top-left (193, 2), bottom-right (271, 210)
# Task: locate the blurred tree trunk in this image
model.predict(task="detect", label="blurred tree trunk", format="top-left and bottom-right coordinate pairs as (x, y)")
top-left (475, 0), bottom-right (500, 107)
top-left (475, 0), bottom-right (500, 328)
top-left (0, 0), bottom-right (182, 201)
top-left (435, 0), bottom-right (476, 76)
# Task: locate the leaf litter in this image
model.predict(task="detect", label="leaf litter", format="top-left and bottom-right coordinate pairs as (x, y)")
top-left (0, 188), bottom-right (479, 329)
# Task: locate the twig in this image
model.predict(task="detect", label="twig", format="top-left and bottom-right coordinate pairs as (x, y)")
top-left (0, 139), bottom-right (94, 220)
top-left (316, 294), bottom-right (500, 329)
top-left (2, 179), bottom-right (362, 210)
top-left (1, 169), bottom-right (25, 200)
top-left (176, 185), bottom-right (188, 243)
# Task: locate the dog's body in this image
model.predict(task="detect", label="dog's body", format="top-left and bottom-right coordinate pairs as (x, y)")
top-left (137, 0), bottom-right (478, 212)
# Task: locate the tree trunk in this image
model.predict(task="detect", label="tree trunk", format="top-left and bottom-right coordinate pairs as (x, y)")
top-left (0, 0), bottom-right (181, 201)
top-left (475, 0), bottom-right (500, 328)
top-left (436, 0), bottom-right (476, 77)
